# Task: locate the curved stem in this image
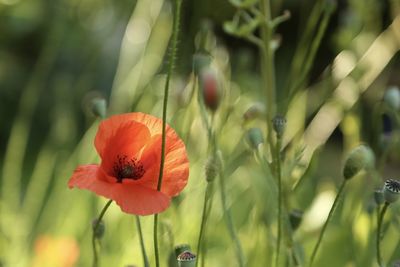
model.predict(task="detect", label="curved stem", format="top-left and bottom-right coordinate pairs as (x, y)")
top-left (136, 216), bottom-right (150, 267)
top-left (153, 0), bottom-right (182, 266)
top-left (92, 200), bottom-right (113, 267)
top-left (275, 136), bottom-right (283, 267)
top-left (196, 182), bottom-right (214, 267)
top-left (309, 180), bottom-right (347, 267)
top-left (376, 202), bottom-right (389, 267)
top-left (219, 160), bottom-right (246, 267)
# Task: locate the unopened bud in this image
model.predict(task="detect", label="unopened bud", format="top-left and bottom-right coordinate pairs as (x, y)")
top-left (289, 209), bottom-right (303, 231)
top-left (91, 98), bottom-right (107, 118)
top-left (383, 86), bottom-right (400, 110)
top-left (205, 156), bottom-right (219, 182)
top-left (177, 251), bottom-right (196, 267)
top-left (272, 115), bottom-right (286, 137)
top-left (199, 68), bottom-right (221, 112)
top-left (92, 219), bottom-right (105, 239)
top-left (383, 179), bottom-right (400, 203)
top-left (342, 145), bottom-right (375, 180)
top-left (243, 103), bottom-right (266, 122)
top-left (193, 53), bottom-right (212, 75)
top-left (374, 190), bottom-right (385, 205)
top-left (246, 128), bottom-right (264, 150)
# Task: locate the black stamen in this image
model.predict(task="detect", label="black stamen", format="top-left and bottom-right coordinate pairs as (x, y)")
top-left (113, 155), bottom-right (145, 182)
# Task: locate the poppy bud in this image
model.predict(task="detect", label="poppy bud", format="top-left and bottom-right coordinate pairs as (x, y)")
top-left (374, 190), bottom-right (385, 205)
top-left (193, 52), bottom-right (212, 76)
top-left (175, 244), bottom-right (191, 257)
top-left (383, 86), bottom-right (400, 110)
top-left (243, 103), bottom-right (266, 122)
top-left (205, 156), bottom-right (219, 182)
top-left (246, 128), bottom-right (264, 150)
top-left (289, 209), bottom-right (303, 231)
top-left (92, 219), bottom-right (105, 239)
top-left (342, 145), bottom-right (375, 180)
top-left (199, 68), bottom-right (221, 112)
top-left (383, 179), bottom-right (400, 203)
top-left (91, 97), bottom-right (107, 118)
top-left (177, 251), bottom-right (196, 267)
top-left (272, 115), bottom-right (286, 137)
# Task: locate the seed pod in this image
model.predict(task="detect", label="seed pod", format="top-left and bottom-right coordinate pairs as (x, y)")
top-left (246, 128), bottom-right (264, 150)
top-left (175, 244), bottom-right (191, 257)
top-left (374, 189), bottom-right (385, 205)
top-left (91, 97), bottom-right (107, 118)
top-left (383, 179), bottom-right (400, 203)
top-left (92, 219), bottom-right (105, 239)
top-left (205, 156), bottom-right (219, 182)
top-left (272, 115), bottom-right (286, 137)
top-left (342, 145), bottom-right (375, 180)
top-left (383, 86), bottom-right (400, 110)
top-left (177, 251), bottom-right (196, 267)
top-left (199, 68), bottom-right (221, 112)
top-left (289, 209), bottom-right (303, 231)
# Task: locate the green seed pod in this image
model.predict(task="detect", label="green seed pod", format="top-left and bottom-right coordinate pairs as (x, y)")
top-left (91, 97), bottom-right (107, 118)
top-left (272, 115), bottom-right (286, 137)
top-left (383, 86), bottom-right (400, 110)
top-left (177, 251), bottom-right (196, 267)
top-left (92, 219), bottom-right (105, 239)
top-left (342, 145), bottom-right (375, 180)
top-left (374, 190), bottom-right (385, 205)
top-left (383, 179), bottom-right (400, 203)
top-left (289, 209), bottom-right (303, 231)
top-left (175, 244), bottom-right (191, 257)
top-left (205, 156), bottom-right (219, 182)
top-left (246, 128), bottom-right (264, 150)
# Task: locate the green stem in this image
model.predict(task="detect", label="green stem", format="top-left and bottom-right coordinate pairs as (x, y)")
top-left (275, 136), bottom-right (283, 267)
top-left (92, 200), bottom-right (113, 267)
top-left (136, 216), bottom-right (150, 267)
top-left (377, 202), bottom-right (389, 267)
top-left (309, 180), bottom-right (347, 267)
top-left (219, 158), bottom-right (246, 267)
top-left (196, 182), bottom-right (214, 267)
top-left (153, 0), bottom-right (182, 266)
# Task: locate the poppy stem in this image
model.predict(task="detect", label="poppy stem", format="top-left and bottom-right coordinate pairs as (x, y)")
top-left (309, 180), bottom-right (347, 267)
top-left (154, 0), bottom-right (182, 266)
top-left (136, 215), bottom-right (150, 267)
top-left (376, 202), bottom-right (389, 267)
top-left (274, 135), bottom-right (283, 267)
top-left (92, 200), bottom-right (113, 267)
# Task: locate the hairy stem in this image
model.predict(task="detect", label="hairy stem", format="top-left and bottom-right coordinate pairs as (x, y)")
top-left (275, 136), bottom-right (283, 267)
top-left (309, 180), bottom-right (347, 266)
top-left (92, 200), bottom-right (113, 267)
top-left (153, 0), bottom-right (182, 266)
top-left (136, 216), bottom-right (150, 267)
top-left (376, 202), bottom-right (389, 267)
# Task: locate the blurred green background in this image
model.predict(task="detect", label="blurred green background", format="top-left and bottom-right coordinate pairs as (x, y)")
top-left (1, 0), bottom-right (400, 266)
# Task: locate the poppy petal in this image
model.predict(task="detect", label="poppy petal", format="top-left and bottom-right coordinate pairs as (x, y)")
top-left (68, 165), bottom-right (171, 215)
top-left (95, 117), bottom-right (151, 175)
top-left (138, 132), bottom-right (189, 196)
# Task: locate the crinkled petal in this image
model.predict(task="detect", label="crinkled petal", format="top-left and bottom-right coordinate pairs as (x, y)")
top-left (95, 116), bottom-right (151, 175)
top-left (68, 164), bottom-right (171, 215)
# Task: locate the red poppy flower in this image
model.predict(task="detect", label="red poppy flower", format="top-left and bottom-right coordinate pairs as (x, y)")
top-left (68, 113), bottom-right (189, 215)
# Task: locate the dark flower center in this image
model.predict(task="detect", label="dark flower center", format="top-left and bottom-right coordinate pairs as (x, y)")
top-left (113, 155), bottom-right (145, 183)
top-left (385, 179), bottom-right (400, 193)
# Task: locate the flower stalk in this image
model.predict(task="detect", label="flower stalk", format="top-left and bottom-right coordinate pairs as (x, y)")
top-left (154, 0), bottom-right (183, 266)
top-left (136, 216), bottom-right (150, 267)
top-left (92, 200), bottom-right (113, 267)
top-left (376, 202), bottom-right (389, 267)
top-left (309, 180), bottom-right (347, 266)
